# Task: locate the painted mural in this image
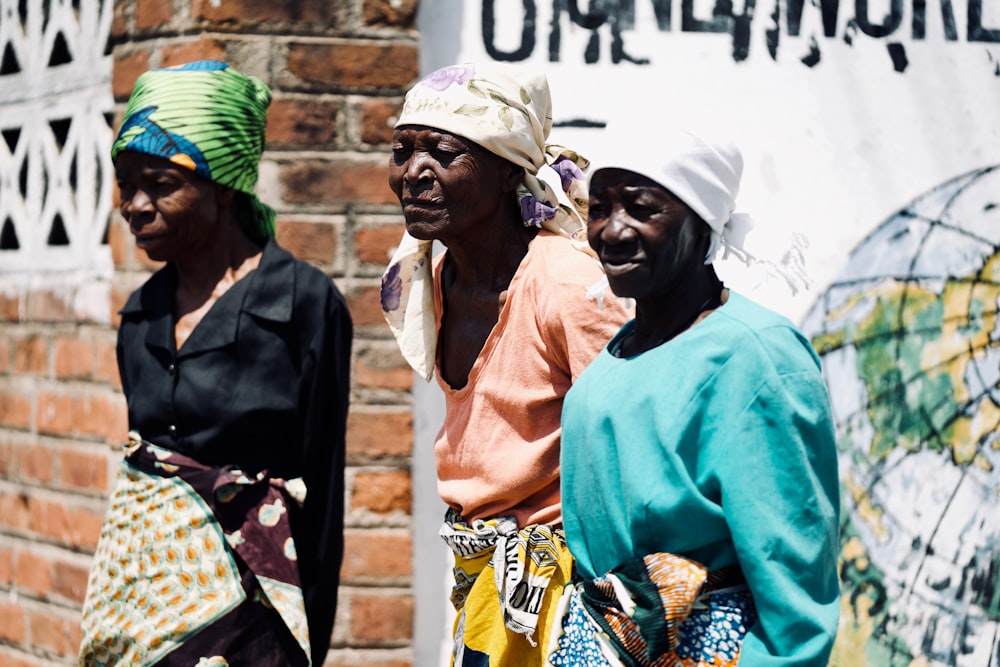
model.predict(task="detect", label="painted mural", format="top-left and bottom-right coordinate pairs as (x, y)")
top-left (415, 1), bottom-right (1000, 664)
top-left (802, 166), bottom-right (1000, 665)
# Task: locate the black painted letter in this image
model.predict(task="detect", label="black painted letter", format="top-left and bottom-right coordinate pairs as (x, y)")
top-left (483, 0), bottom-right (537, 61)
top-left (855, 0), bottom-right (903, 38)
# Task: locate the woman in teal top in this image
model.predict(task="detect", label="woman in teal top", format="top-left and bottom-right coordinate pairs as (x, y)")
top-left (549, 124), bottom-right (839, 666)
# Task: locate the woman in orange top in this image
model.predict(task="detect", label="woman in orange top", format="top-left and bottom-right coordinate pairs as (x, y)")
top-left (380, 62), bottom-right (630, 666)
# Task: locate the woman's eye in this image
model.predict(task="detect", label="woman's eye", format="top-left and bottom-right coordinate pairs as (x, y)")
top-left (627, 203), bottom-right (658, 220)
top-left (588, 202), bottom-right (610, 219)
top-left (432, 146), bottom-right (462, 161)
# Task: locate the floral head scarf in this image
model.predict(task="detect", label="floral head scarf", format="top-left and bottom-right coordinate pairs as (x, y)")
top-left (380, 63), bottom-right (592, 381)
top-left (588, 122), bottom-right (810, 294)
top-left (111, 60), bottom-right (275, 241)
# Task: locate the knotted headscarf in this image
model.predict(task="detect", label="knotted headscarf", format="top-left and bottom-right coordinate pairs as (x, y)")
top-left (380, 63), bottom-right (592, 381)
top-left (587, 122), bottom-right (810, 294)
top-left (111, 60), bottom-right (275, 241)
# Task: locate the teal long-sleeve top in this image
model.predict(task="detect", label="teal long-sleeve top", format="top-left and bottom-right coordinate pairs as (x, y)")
top-left (561, 291), bottom-right (840, 666)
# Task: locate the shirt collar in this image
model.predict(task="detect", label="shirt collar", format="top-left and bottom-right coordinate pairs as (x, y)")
top-left (119, 238), bottom-right (297, 357)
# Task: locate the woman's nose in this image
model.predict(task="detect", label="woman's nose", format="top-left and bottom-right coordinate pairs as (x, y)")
top-left (602, 208), bottom-right (635, 242)
top-left (122, 187), bottom-right (154, 219)
top-left (403, 152), bottom-right (433, 184)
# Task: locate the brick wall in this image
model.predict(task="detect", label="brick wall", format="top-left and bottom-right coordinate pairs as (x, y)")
top-left (0, 1), bottom-right (420, 665)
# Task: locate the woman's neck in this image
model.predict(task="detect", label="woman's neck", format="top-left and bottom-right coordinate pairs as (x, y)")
top-left (627, 270), bottom-right (726, 355)
top-left (174, 225), bottom-right (263, 314)
top-left (444, 214), bottom-right (538, 293)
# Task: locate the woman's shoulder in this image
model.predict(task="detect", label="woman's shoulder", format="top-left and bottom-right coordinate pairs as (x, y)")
top-left (523, 231), bottom-right (606, 285)
top-left (713, 292), bottom-right (819, 374)
top-left (121, 264), bottom-right (175, 320)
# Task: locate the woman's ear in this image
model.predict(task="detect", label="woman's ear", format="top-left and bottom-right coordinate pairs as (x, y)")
top-left (501, 160), bottom-right (523, 193)
top-left (214, 184), bottom-right (237, 207)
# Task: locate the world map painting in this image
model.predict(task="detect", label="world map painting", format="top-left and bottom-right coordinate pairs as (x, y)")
top-left (801, 166), bottom-right (1000, 666)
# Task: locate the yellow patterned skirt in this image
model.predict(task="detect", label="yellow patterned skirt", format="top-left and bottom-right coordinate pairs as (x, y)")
top-left (440, 510), bottom-right (574, 667)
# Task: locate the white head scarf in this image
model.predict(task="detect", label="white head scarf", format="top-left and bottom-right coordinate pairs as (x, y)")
top-left (379, 63), bottom-right (593, 381)
top-left (587, 121), bottom-right (810, 293)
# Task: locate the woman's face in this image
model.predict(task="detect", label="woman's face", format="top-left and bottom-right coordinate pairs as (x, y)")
top-left (588, 167), bottom-right (709, 300)
top-left (116, 151), bottom-right (224, 263)
top-left (388, 125), bottom-right (519, 243)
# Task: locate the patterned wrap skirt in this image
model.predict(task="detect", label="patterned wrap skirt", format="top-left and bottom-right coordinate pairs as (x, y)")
top-left (545, 552), bottom-right (757, 667)
top-left (440, 509), bottom-right (574, 667)
top-left (79, 433), bottom-right (312, 666)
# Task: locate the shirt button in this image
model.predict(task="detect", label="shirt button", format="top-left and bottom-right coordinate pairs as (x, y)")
top-left (169, 425), bottom-right (177, 436)
top-left (167, 364), bottom-right (176, 375)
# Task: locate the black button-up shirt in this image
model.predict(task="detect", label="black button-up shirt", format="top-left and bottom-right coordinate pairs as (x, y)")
top-left (117, 238), bottom-right (352, 662)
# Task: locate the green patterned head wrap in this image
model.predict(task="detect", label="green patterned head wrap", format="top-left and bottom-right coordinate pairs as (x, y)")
top-left (111, 60), bottom-right (275, 241)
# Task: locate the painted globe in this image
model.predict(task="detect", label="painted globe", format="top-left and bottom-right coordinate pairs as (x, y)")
top-left (800, 165), bottom-right (1000, 667)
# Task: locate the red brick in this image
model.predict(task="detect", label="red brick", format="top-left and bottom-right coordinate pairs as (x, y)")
top-left (36, 392), bottom-right (73, 437)
top-left (13, 335), bottom-right (47, 376)
top-left (54, 336), bottom-right (94, 380)
top-left (341, 531), bottom-right (412, 579)
top-left (346, 410), bottom-right (412, 460)
top-left (0, 390), bottom-right (32, 431)
top-left (111, 0), bottom-right (127, 39)
top-left (353, 349), bottom-right (412, 392)
top-left (286, 42), bottom-right (418, 90)
top-left (0, 543), bottom-right (12, 585)
top-left (266, 97), bottom-right (341, 149)
top-left (107, 217), bottom-right (130, 269)
top-left (359, 99), bottom-right (402, 146)
top-left (282, 160), bottom-right (398, 207)
top-left (58, 446), bottom-right (110, 492)
top-left (0, 599), bottom-right (25, 643)
top-left (75, 392), bottom-right (129, 443)
top-left (110, 285), bottom-right (131, 329)
top-left (345, 285), bottom-right (387, 328)
top-left (113, 49), bottom-right (151, 101)
top-left (275, 219), bottom-right (338, 265)
top-left (94, 338), bottom-right (121, 389)
top-left (30, 494), bottom-right (105, 550)
top-left (19, 443), bottom-right (53, 485)
top-left (354, 223), bottom-right (404, 266)
top-left (0, 335), bottom-right (11, 373)
top-left (0, 291), bottom-right (20, 322)
top-left (363, 0), bottom-right (418, 28)
top-left (15, 550), bottom-right (52, 598)
top-left (192, 0), bottom-right (340, 25)
top-left (28, 609), bottom-right (76, 656)
top-left (0, 490), bottom-right (32, 532)
top-left (0, 438), bottom-right (11, 476)
top-left (68, 622), bottom-right (83, 661)
top-left (27, 289), bottom-right (72, 323)
top-left (135, 0), bottom-right (173, 31)
top-left (350, 593), bottom-right (413, 642)
top-left (161, 36), bottom-right (227, 68)
top-left (51, 558), bottom-right (90, 604)
top-left (352, 470), bottom-right (411, 514)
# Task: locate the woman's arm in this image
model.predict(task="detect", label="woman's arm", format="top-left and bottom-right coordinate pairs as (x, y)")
top-left (717, 365), bottom-right (841, 666)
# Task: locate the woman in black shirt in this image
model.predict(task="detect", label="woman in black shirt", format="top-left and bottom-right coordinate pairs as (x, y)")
top-left (79, 60), bottom-right (352, 666)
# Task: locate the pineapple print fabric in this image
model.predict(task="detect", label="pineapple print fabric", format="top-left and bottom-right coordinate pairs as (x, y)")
top-left (80, 435), bottom-right (311, 666)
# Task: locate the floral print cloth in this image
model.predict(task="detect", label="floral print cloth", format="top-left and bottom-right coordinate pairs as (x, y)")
top-left (545, 553), bottom-right (757, 667)
top-left (380, 62), bottom-right (594, 381)
top-left (80, 434), bottom-right (311, 666)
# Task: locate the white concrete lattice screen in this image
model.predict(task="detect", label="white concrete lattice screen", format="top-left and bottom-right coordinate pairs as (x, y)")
top-left (0, 0), bottom-right (114, 283)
